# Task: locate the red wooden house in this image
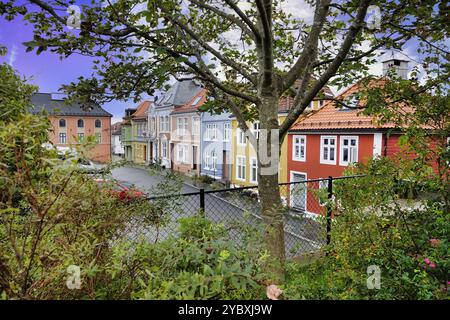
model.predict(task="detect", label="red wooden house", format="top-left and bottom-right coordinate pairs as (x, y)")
top-left (285, 59), bottom-right (447, 216)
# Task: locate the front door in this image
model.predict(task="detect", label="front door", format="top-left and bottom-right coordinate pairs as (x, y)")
top-left (290, 173), bottom-right (307, 211)
top-left (170, 143), bottom-right (174, 170)
top-left (150, 142), bottom-right (153, 162)
top-left (192, 146), bottom-right (198, 170)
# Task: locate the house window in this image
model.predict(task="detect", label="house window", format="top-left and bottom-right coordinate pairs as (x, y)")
top-left (211, 150), bottom-right (217, 171)
top-left (252, 122), bottom-right (260, 140)
top-left (177, 144), bottom-right (188, 163)
top-left (165, 116), bottom-right (170, 132)
top-left (293, 135), bottom-right (306, 161)
top-left (204, 124), bottom-right (211, 141)
top-left (59, 119), bottom-right (66, 128)
top-left (77, 119), bottom-right (84, 128)
top-left (77, 133), bottom-right (85, 142)
top-left (340, 136), bottom-right (358, 166)
top-left (159, 116), bottom-right (164, 132)
top-left (236, 156), bottom-right (246, 180)
top-left (162, 141), bottom-right (168, 158)
top-left (204, 151), bottom-right (211, 169)
top-left (193, 117), bottom-right (200, 135)
top-left (96, 133), bottom-right (102, 143)
top-left (211, 124), bottom-right (217, 140)
top-left (320, 136), bottom-right (337, 165)
top-left (177, 118), bottom-right (184, 136)
top-left (191, 96), bottom-right (202, 106)
top-left (205, 124), bottom-right (217, 141)
top-left (223, 123), bottom-right (230, 141)
top-left (237, 128), bottom-right (246, 145)
top-left (137, 123), bottom-right (144, 137)
top-left (95, 119), bottom-right (101, 128)
top-left (160, 116), bottom-right (169, 132)
top-left (177, 118), bottom-right (188, 136)
top-left (250, 157), bottom-right (258, 183)
top-left (59, 133), bottom-right (67, 144)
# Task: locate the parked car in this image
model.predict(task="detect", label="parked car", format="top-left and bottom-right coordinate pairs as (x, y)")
top-left (76, 158), bottom-right (108, 174)
top-left (93, 179), bottom-right (146, 203)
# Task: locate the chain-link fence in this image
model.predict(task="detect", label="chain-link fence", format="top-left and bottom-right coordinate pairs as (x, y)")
top-left (125, 175), bottom-right (364, 258)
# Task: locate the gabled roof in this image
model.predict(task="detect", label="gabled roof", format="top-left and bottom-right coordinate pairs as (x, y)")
top-left (154, 80), bottom-right (203, 108)
top-left (290, 78), bottom-right (404, 131)
top-left (30, 93), bottom-right (112, 117)
top-left (131, 101), bottom-right (151, 120)
top-left (171, 88), bottom-right (207, 115)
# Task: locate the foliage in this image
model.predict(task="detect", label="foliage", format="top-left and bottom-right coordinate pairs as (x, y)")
top-left (0, 62), bottom-right (269, 300)
top-left (283, 158), bottom-right (449, 300)
top-left (129, 215), bottom-right (269, 300)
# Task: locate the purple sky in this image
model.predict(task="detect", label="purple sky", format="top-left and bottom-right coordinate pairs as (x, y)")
top-left (0, 15), bottom-right (130, 124)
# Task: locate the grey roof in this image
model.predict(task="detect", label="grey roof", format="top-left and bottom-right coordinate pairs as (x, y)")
top-left (30, 93), bottom-right (113, 117)
top-left (154, 80), bottom-right (202, 109)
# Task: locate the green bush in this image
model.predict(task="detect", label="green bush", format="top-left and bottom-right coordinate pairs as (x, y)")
top-left (283, 158), bottom-right (449, 300)
top-left (127, 215), bottom-right (269, 300)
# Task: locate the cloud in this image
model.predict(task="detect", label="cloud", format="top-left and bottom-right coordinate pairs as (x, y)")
top-left (7, 45), bottom-right (17, 67)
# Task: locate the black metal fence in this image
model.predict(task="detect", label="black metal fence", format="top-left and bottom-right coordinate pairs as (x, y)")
top-left (127, 175), bottom-right (364, 258)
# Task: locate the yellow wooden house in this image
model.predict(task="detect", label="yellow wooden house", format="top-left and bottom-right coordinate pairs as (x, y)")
top-left (230, 96), bottom-right (330, 193)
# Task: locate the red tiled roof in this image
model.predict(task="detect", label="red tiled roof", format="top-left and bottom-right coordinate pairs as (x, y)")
top-left (290, 79), bottom-right (406, 131)
top-left (131, 101), bottom-right (151, 119)
top-left (171, 88), bottom-right (207, 115)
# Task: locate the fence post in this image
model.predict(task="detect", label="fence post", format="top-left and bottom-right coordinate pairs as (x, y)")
top-left (326, 176), bottom-right (333, 245)
top-left (199, 188), bottom-right (205, 213)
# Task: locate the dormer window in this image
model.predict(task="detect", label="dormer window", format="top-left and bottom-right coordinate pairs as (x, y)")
top-left (341, 93), bottom-right (360, 110)
top-left (191, 96), bottom-right (202, 106)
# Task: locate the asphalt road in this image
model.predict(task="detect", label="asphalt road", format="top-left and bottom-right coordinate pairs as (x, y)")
top-left (111, 165), bottom-right (324, 257)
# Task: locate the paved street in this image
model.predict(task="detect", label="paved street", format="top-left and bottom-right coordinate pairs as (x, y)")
top-left (112, 165), bottom-right (325, 257)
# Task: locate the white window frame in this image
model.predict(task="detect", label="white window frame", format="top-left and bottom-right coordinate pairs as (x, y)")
top-left (96, 133), bottom-right (102, 144)
top-left (339, 136), bottom-right (359, 166)
top-left (236, 155), bottom-right (246, 181)
top-left (177, 144), bottom-right (188, 163)
top-left (250, 157), bottom-right (258, 184)
top-left (204, 150), bottom-right (211, 169)
top-left (211, 149), bottom-right (217, 171)
top-left (191, 96), bottom-right (202, 106)
top-left (161, 141), bottom-right (168, 159)
top-left (292, 135), bottom-right (307, 162)
top-left (252, 122), bottom-right (260, 140)
top-left (204, 124), bottom-right (211, 141)
top-left (59, 133), bottom-right (67, 144)
top-left (177, 118), bottom-right (184, 136)
top-left (223, 123), bottom-right (231, 141)
top-left (320, 135), bottom-right (337, 165)
top-left (237, 128), bottom-right (246, 146)
top-left (193, 117), bottom-right (200, 135)
top-left (209, 123), bottom-right (217, 141)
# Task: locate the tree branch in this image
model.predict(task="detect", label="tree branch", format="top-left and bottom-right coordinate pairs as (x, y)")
top-left (282, 0), bottom-right (331, 91)
top-left (159, 6), bottom-right (257, 85)
top-left (280, 0), bottom-right (372, 136)
top-left (223, 0), bottom-right (262, 42)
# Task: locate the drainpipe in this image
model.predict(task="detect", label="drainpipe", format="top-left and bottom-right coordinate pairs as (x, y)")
top-left (384, 132), bottom-right (388, 157)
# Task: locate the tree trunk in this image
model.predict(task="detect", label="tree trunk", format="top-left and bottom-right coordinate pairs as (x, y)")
top-left (257, 93), bottom-right (286, 283)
